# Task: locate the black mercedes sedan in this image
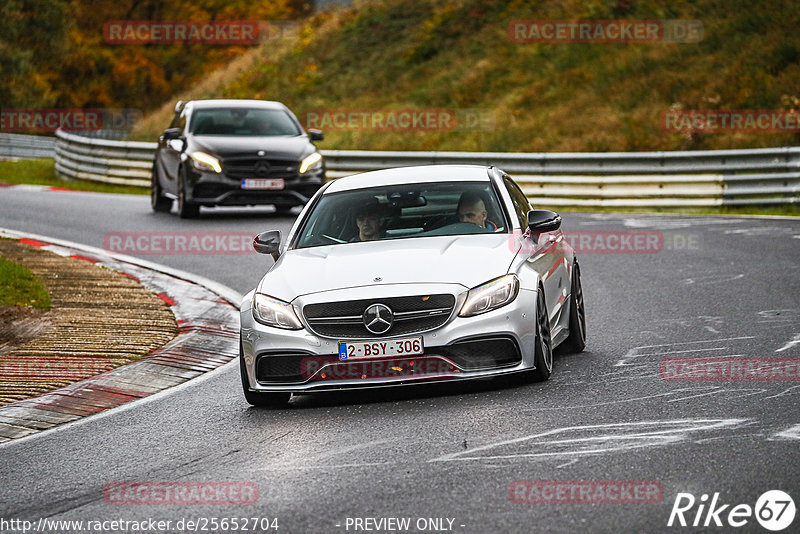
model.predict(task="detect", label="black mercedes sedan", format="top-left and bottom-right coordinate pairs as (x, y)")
top-left (151, 99), bottom-right (325, 218)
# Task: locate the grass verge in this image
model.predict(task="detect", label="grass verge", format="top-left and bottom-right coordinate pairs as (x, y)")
top-left (0, 253), bottom-right (51, 310)
top-left (0, 159), bottom-right (147, 195)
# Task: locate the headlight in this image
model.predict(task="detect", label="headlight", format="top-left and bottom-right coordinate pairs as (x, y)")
top-left (190, 151), bottom-right (222, 173)
top-left (252, 293), bottom-right (303, 329)
top-left (299, 152), bottom-right (323, 174)
top-left (459, 274), bottom-right (520, 317)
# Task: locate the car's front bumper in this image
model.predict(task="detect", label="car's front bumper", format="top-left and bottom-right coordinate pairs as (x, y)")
top-left (239, 283), bottom-right (540, 393)
top-left (187, 167), bottom-right (325, 207)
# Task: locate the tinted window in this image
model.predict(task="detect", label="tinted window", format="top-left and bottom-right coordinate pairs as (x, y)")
top-left (189, 108), bottom-right (300, 136)
top-left (503, 176), bottom-right (531, 228)
top-left (295, 181), bottom-right (509, 249)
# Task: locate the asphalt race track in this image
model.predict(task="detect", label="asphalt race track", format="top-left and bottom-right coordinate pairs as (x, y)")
top-left (1, 188), bottom-right (799, 533)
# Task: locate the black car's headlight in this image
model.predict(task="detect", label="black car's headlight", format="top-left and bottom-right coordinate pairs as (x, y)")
top-left (189, 151), bottom-right (222, 173)
top-left (252, 293), bottom-right (303, 329)
top-left (459, 274), bottom-right (520, 317)
top-left (299, 152), bottom-right (323, 174)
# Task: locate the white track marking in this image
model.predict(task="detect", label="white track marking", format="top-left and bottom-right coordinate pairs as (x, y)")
top-left (614, 337), bottom-right (754, 367)
top-left (776, 333), bottom-right (800, 353)
top-left (682, 273), bottom-right (744, 285)
top-left (556, 459), bottom-right (580, 469)
top-left (429, 419), bottom-right (749, 462)
top-left (769, 424), bottom-right (800, 441)
top-left (764, 385), bottom-right (800, 400)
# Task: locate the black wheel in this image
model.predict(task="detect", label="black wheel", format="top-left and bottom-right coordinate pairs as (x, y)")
top-left (529, 286), bottom-right (553, 382)
top-left (561, 261), bottom-right (587, 353)
top-left (274, 205), bottom-right (294, 216)
top-left (239, 344), bottom-right (291, 407)
top-left (177, 167), bottom-right (200, 219)
top-left (150, 163), bottom-right (172, 213)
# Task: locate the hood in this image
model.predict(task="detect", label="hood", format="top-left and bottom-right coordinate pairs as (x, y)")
top-left (189, 135), bottom-right (314, 160)
top-left (258, 234), bottom-right (517, 302)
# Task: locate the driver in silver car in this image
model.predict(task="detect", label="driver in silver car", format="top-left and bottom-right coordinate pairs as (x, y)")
top-left (457, 191), bottom-right (498, 231)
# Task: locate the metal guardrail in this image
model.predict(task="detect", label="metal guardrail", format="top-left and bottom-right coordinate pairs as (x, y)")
top-left (52, 129), bottom-right (800, 207)
top-left (0, 133), bottom-right (57, 160)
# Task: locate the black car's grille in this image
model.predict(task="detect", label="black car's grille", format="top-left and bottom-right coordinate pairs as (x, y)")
top-left (428, 337), bottom-right (521, 370)
top-left (303, 294), bottom-right (456, 338)
top-left (223, 156), bottom-right (299, 179)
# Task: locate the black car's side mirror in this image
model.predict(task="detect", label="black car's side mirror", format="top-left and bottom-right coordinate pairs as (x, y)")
top-left (308, 129), bottom-right (324, 141)
top-left (253, 230), bottom-right (282, 261)
top-left (527, 210), bottom-right (562, 233)
top-left (162, 127), bottom-right (183, 140)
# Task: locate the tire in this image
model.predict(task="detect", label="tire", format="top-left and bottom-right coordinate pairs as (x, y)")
top-left (150, 163), bottom-right (172, 213)
top-left (239, 345), bottom-right (291, 407)
top-left (177, 167), bottom-right (200, 219)
top-left (529, 285), bottom-right (553, 382)
top-left (561, 261), bottom-right (587, 353)
top-left (274, 205), bottom-right (294, 216)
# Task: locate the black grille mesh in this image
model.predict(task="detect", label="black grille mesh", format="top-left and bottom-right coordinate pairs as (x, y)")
top-left (223, 157), bottom-right (298, 179)
top-left (303, 294), bottom-right (455, 338)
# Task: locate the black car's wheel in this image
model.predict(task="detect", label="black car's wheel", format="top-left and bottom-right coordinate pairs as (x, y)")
top-left (561, 261), bottom-right (587, 353)
top-left (150, 162), bottom-right (172, 213)
top-left (239, 344), bottom-right (291, 407)
top-left (274, 205), bottom-right (294, 216)
top-left (177, 167), bottom-right (200, 219)
top-left (529, 286), bottom-right (553, 382)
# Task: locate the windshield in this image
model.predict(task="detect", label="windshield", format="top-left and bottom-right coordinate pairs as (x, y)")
top-left (295, 181), bottom-right (508, 249)
top-left (189, 108), bottom-right (301, 136)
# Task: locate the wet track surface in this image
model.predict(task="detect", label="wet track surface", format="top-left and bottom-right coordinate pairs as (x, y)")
top-left (1, 189), bottom-right (799, 533)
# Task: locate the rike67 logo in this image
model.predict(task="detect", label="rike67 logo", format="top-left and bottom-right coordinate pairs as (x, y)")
top-left (668, 490), bottom-right (795, 531)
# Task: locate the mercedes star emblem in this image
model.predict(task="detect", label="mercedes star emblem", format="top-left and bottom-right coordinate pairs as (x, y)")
top-left (362, 303), bottom-right (394, 335)
top-left (257, 150), bottom-right (266, 156)
top-left (254, 161), bottom-right (271, 176)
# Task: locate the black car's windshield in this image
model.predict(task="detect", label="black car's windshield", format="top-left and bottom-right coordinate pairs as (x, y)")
top-left (189, 108), bottom-right (301, 136)
top-left (295, 181), bottom-right (509, 249)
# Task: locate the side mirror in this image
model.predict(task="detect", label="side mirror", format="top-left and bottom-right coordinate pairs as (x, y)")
top-left (308, 129), bottom-right (324, 141)
top-left (253, 230), bottom-right (282, 261)
top-left (162, 127), bottom-right (182, 140)
top-left (527, 210), bottom-right (562, 233)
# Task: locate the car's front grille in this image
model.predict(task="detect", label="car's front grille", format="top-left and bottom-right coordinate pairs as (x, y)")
top-left (222, 156), bottom-right (299, 179)
top-left (303, 294), bottom-right (456, 338)
top-left (428, 336), bottom-right (521, 370)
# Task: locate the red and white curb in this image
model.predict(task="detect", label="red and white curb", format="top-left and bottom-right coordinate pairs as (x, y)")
top-left (0, 184), bottom-right (97, 193)
top-left (0, 228), bottom-right (243, 443)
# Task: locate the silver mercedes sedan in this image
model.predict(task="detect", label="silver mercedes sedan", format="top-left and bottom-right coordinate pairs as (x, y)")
top-left (239, 165), bottom-right (586, 406)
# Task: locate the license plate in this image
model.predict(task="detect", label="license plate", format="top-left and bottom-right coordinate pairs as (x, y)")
top-left (241, 178), bottom-right (284, 190)
top-left (338, 336), bottom-right (423, 360)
